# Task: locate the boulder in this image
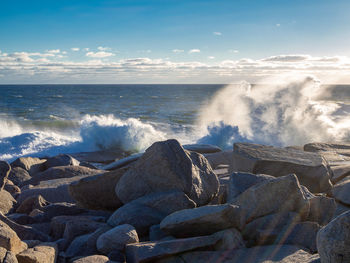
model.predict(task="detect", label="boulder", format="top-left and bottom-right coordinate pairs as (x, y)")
top-left (44, 154), bottom-right (80, 169)
top-left (333, 202), bottom-right (350, 219)
top-left (332, 177), bottom-right (350, 205)
top-left (204, 150), bottom-right (233, 170)
top-left (8, 167), bottom-right (31, 187)
top-left (24, 166), bottom-right (102, 186)
top-left (0, 161), bottom-right (11, 190)
top-left (64, 233), bottom-right (95, 259)
top-left (182, 144), bottom-right (222, 154)
top-left (317, 210), bottom-right (350, 263)
top-left (8, 214), bottom-right (36, 225)
top-left (16, 195), bottom-right (49, 215)
top-left (4, 182), bottom-right (21, 196)
top-left (101, 153), bottom-right (142, 171)
top-left (16, 242), bottom-right (57, 263)
top-left (304, 142), bottom-right (350, 157)
top-left (230, 174), bottom-right (309, 223)
top-left (330, 165), bottom-right (350, 184)
top-left (96, 224), bottom-right (139, 255)
top-left (0, 249), bottom-right (18, 263)
top-left (160, 204), bottom-right (245, 238)
top-left (0, 190), bottom-right (16, 214)
top-left (11, 157), bottom-right (46, 176)
top-left (231, 143), bottom-right (332, 193)
top-left (107, 191), bottom-right (196, 236)
top-left (149, 225), bottom-right (171, 241)
top-left (126, 229), bottom-right (244, 263)
top-left (71, 149), bottom-right (128, 164)
top-left (71, 255), bottom-right (110, 263)
top-left (115, 139), bottom-right (219, 206)
top-left (69, 167), bottom-right (128, 210)
top-left (227, 172), bottom-right (274, 202)
top-left (0, 220), bottom-right (27, 254)
top-left (32, 203), bottom-right (85, 223)
top-left (308, 195), bottom-right (336, 225)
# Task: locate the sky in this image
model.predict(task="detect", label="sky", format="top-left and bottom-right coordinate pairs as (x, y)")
top-left (1, 0), bottom-right (350, 84)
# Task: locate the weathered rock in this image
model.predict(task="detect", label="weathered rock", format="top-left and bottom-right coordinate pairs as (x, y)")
top-left (330, 165), bottom-right (350, 184)
top-left (0, 220), bottom-right (27, 254)
top-left (28, 223), bottom-right (51, 237)
top-left (24, 166), bottom-right (102, 186)
top-left (16, 195), bottom-right (49, 215)
top-left (4, 181), bottom-right (21, 196)
top-left (96, 224), bottom-right (139, 255)
top-left (8, 213), bottom-right (36, 225)
top-left (304, 142), bottom-right (350, 157)
top-left (44, 154), bottom-right (80, 170)
top-left (149, 225), bottom-right (170, 241)
top-left (64, 233), bottom-right (94, 259)
top-left (333, 202), bottom-right (350, 218)
top-left (230, 174), bottom-right (309, 223)
top-left (183, 144), bottom-right (222, 154)
top-left (32, 203), bottom-right (85, 222)
top-left (107, 191), bottom-right (196, 236)
top-left (308, 196), bottom-right (336, 225)
top-left (116, 139), bottom-right (219, 206)
top-left (0, 249), bottom-right (18, 263)
top-left (332, 177), bottom-right (350, 205)
top-left (101, 153), bottom-right (142, 171)
top-left (69, 167), bottom-right (128, 210)
top-left (11, 158), bottom-right (46, 176)
top-left (317, 210), bottom-right (350, 262)
top-left (71, 255), bottom-right (110, 263)
top-left (0, 161), bottom-right (11, 191)
top-left (0, 190), bottom-right (16, 214)
top-left (160, 204), bottom-right (245, 238)
top-left (227, 172), bottom-right (275, 202)
top-left (16, 242), bottom-right (57, 263)
top-left (8, 167), bottom-right (31, 187)
top-left (126, 229), bottom-right (244, 263)
top-left (204, 150), bottom-right (233, 170)
top-left (232, 143), bottom-right (332, 193)
top-left (86, 225), bottom-right (112, 254)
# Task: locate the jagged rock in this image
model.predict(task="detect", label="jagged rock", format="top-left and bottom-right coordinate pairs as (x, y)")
top-left (71, 255), bottom-right (110, 263)
top-left (69, 167), bottom-right (128, 210)
top-left (227, 172), bottom-right (274, 202)
top-left (0, 190), bottom-right (16, 214)
top-left (308, 195), bottom-right (336, 225)
top-left (16, 195), bottom-right (49, 215)
top-left (231, 143), bottom-right (332, 193)
top-left (16, 242), bottom-right (57, 263)
top-left (160, 204), bottom-right (245, 238)
top-left (96, 224), bottom-right (139, 255)
top-left (0, 220), bottom-right (27, 254)
top-left (44, 154), bottom-right (80, 170)
top-left (317, 210), bottom-right (350, 263)
top-left (0, 249), bottom-right (18, 263)
top-left (182, 144), bottom-right (222, 154)
top-left (11, 158), bottom-right (46, 176)
top-left (332, 177), bottom-right (350, 205)
top-left (116, 139), bottom-right (219, 206)
top-left (107, 191), bottom-right (196, 236)
top-left (126, 229), bottom-right (244, 263)
top-left (4, 181), bottom-right (21, 196)
top-left (24, 166), bottom-right (102, 186)
top-left (230, 174), bottom-right (309, 223)
top-left (0, 161), bottom-right (11, 191)
top-left (304, 142), bottom-right (350, 157)
top-left (8, 167), bottom-right (31, 187)
top-left (330, 165), bottom-right (350, 184)
top-left (203, 150), bottom-right (233, 170)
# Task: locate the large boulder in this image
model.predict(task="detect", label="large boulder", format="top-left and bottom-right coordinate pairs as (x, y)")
top-left (160, 204), bottom-right (245, 238)
top-left (317, 210), bottom-right (350, 262)
top-left (43, 154), bottom-right (80, 170)
top-left (230, 174), bottom-right (309, 223)
top-left (11, 157), bottom-right (46, 176)
top-left (16, 242), bottom-right (57, 263)
top-left (8, 167), bottom-right (31, 187)
top-left (69, 167), bottom-right (127, 210)
top-left (16, 195), bottom-right (49, 215)
top-left (0, 220), bottom-right (27, 254)
top-left (307, 195), bottom-right (336, 225)
top-left (330, 165), bottom-right (350, 184)
top-left (332, 177), bottom-right (350, 205)
top-left (231, 143), bottom-right (332, 193)
top-left (0, 190), bottom-right (16, 214)
top-left (304, 142), bottom-right (350, 157)
top-left (107, 191), bottom-right (196, 236)
top-left (96, 224), bottom-right (139, 255)
top-left (204, 150), bottom-right (233, 170)
top-left (115, 139), bottom-right (219, 206)
top-left (0, 161), bottom-right (11, 190)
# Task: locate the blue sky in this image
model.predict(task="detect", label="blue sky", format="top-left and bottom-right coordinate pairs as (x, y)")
top-left (1, 0), bottom-right (350, 83)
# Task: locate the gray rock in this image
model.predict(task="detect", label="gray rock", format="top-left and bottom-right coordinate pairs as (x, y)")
top-left (160, 204), bottom-right (245, 238)
top-left (8, 213), bottom-right (36, 225)
top-left (69, 167), bottom-right (127, 210)
top-left (4, 181), bottom-right (20, 196)
top-left (304, 142), bottom-right (350, 157)
top-left (32, 203), bottom-right (85, 222)
top-left (44, 154), bottom-right (80, 169)
top-left (308, 196), bottom-right (336, 225)
top-left (1, 250), bottom-right (18, 263)
top-left (96, 224), bottom-right (139, 255)
top-left (227, 172), bottom-right (275, 202)
top-left (107, 191), bottom-right (196, 236)
top-left (204, 150), bottom-right (233, 170)
top-left (16, 195), bottom-right (49, 215)
top-left (183, 144), bottom-right (222, 154)
top-left (11, 157), bottom-right (46, 176)
top-left (231, 174), bottom-right (309, 223)
top-left (231, 143), bottom-right (332, 193)
top-left (8, 167), bottom-right (31, 186)
top-left (0, 161), bottom-right (11, 191)
top-left (16, 242), bottom-right (57, 263)
top-left (332, 177), bottom-right (350, 205)
top-left (71, 255), bottom-right (111, 263)
top-left (0, 190), bottom-right (16, 214)
top-left (64, 233), bottom-right (94, 259)
top-left (330, 164), bottom-right (350, 184)
top-left (317, 210), bottom-right (350, 263)
top-left (333, 202), bottom-right (350, 218)
top-left (0, 220), bottom-right (27, 254)
top-left (149, 225), bottom-right (171, 241)
top-left (116, 139), bottom-right (219, 206)
top-left (101, 153), bottom-right (142, 170)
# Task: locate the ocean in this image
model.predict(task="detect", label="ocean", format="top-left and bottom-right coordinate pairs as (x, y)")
top-left (0, 76), bottom-right (349, 161)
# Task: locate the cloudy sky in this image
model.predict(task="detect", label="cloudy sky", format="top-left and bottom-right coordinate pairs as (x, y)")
top-left (1, 0), bottom-right (350, 84)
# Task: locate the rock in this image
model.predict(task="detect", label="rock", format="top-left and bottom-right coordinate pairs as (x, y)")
top-left (227, 172), bottom-right (275, 202)
top-left (0, 161), bottom-right (11, 191)
top-left (304, 142), bottom-right (350, 157)
top-left (330, 165), bottom-right (350, 184)
top-left (16, 242), bottom-right (57, 263)
top-left (108, 250), bottom-right (125, 262)
top-left (160, 204), bottom-right (245, 238)
top-left (101, 153), bottom-right (143, 171)
top-left (24, 166), bottom-right (102, 186)
top-left (333, 202), bottom-right (350, 218)
top-left (1, 250), bottom-right (18, 263)
top-left (332, 177), bottom-right (350, 205)
top-left (28, 223), bottom-right (51, 237)
top-left (157, 245), bottom-right (320, 263)
top-left (85, 225), bottom-right (111, 253)
top-left (203, 150), bottom-right (233, 170)
top-left (8, 167), bottom-right (31, 187)
top-left (0, 220), bottom-right (27, 254)
top-left (116, 139), bottom-right (219, 206)
top-left (69, 167), bottom-right (128, 210)
top-left (149, 225), bottom-right (170, 241)
top-left (0, 190), bottom-right (16, 214)
top-left (17, 175), bottom-right (91, 204)
top-left (230, 174), bottom-right (309, 223)
top-left (317, 210), bottom-right (350, 262)
top-left (107, 191), bottom-right (196, 236)
top-left (32, 203), bottom-right (85, 222)
top-left (71, 255), bottom-right (110, 263)
top-left (231, 143), bottom-right (332, 193)
top-left (183, 144), bottom-right (222, 154)
top-left (64, 233), bottom-right (94, 259)
top-left (11, 158), bottom-right (46, 176)
top-left (4, 182), bottom-right (21, 196)
top-left (8, 214), bottom-right (36, 225)
top-left (96, 224), bottom-right (139, 255)
top-left (308, 196), bottom-right (336, 225)
top-left (44, 154), bottom-right (80, 170)
top-left (16, 195), bottom-right (49, 215)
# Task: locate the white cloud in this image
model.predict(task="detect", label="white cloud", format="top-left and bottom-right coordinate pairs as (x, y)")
top-left (172, 49), bottom-right (184, 53)
top-left (276, 24), bottom-right (281, 27)
top-left (62, 51), bottom-right (67, 55)
top-left (189, 49), bottom-right (201, 54)
top-left (208, 56), bottom-right (215, 59)
top-left (229, 50), bottom-right (239, 53)
top-left (47, 49), bottom-right (60, 54)
top-left (71, 48), bottom-right (80, 52)
top-left (213, 32), bottom-right (222, 36)
top-left (86, 51), bottom-right (114, 58)
top-left (97, 46), bottom-right (111, 51)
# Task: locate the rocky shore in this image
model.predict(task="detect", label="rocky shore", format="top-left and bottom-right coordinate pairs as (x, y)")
top-left (0, 139), bottom-right (350, 262)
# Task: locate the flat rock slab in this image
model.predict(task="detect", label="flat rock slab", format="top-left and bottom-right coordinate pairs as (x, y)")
top-left (183, 144), bottom-right (222, 154)
top-left (304, 142), bottom-right (350, 157)
top-left (231, 143), bottom-right (332, 193)
top-left (330, 164), bottom-right (350, 184)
